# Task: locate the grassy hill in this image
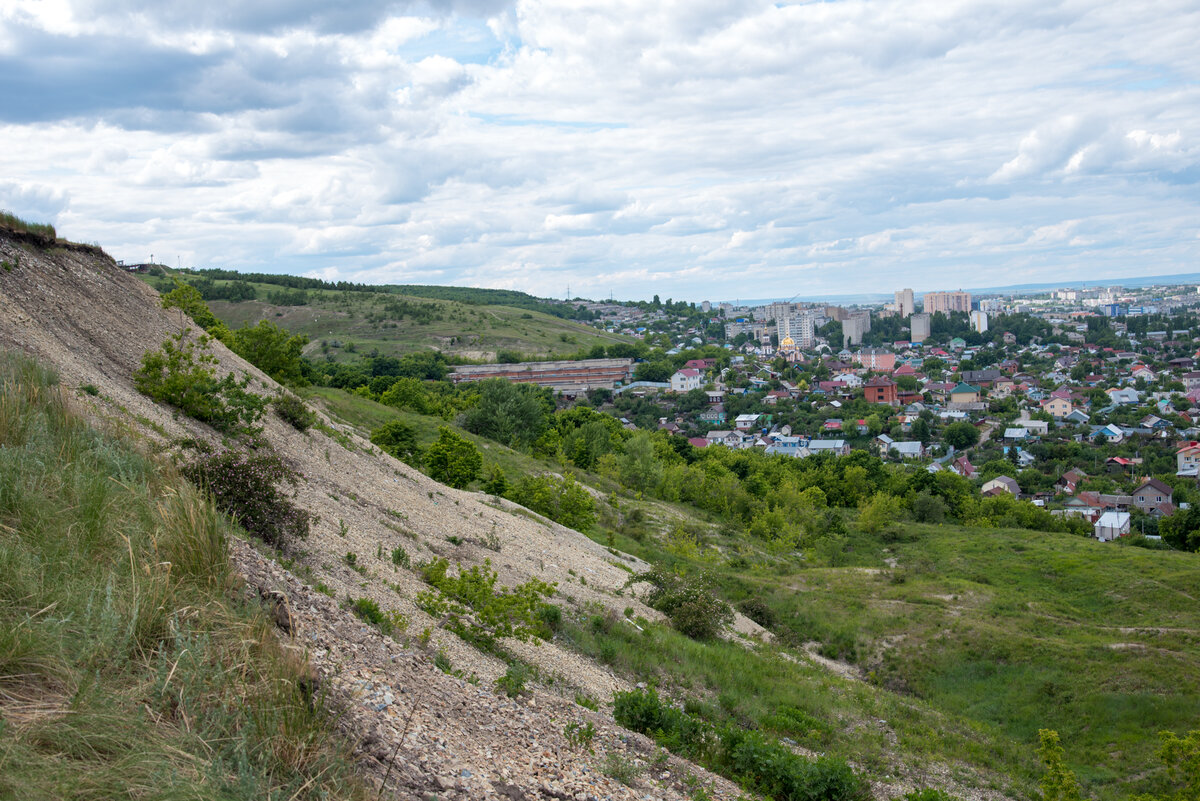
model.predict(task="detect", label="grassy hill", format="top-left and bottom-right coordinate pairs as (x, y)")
top-left (135, 271), bottom-right (632, 363)
top-left (306, 383), bottom-right (1200, 801)
top-left (0, 353), bottom-right (368, 800)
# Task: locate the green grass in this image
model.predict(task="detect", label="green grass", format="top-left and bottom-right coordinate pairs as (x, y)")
top-left (137, 272), bottom-right (632, 362)
top-left (306, 387), bottom-right (1199, 799)
top-left (0, 210), bottom-right (56, 240)
top-left (0, 351), bottom-right (369, 800)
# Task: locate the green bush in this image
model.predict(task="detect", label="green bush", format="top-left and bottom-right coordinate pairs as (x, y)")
top-left (135, 331), bottom-right (266, 435)
top-left (273, 392), bottom-right (316, 431)
top-left (415, 557), bottom-right (555, 648)
top-left (508, 472), bottom-right (596, 531)
top-left (230, 320), bottom-right (308, 385)
top-left (495, 663), bottom-right (530, 698)
top-left (629, 566), bottom-right (732, 640)
top-left (181, 449), bottom-right (311, 549)
top-left (370, 420), bottom-right (422, 465)
top-left (564, 721), bottom-right (597, 751)
top-left (737, 597), bottom-right (776, 629)
top-left (614, 688), bottom-right (868, 801)
top-left (424, 426), bottom-right (482, 489)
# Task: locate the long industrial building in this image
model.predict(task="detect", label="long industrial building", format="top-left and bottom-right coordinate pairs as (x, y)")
top-left (449, 358), bottom-right (634, 391)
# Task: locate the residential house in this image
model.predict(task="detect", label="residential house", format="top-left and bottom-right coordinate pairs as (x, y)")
top-left (864, 376), bottom-right (899, 406)
top-left (1107, 387), bottom-right (1141, 405)
top-left (704, 430), bottom-right (747, 448)
top-left (1105, 456), bottom-right (1135, 472)
top-left (856, 348), bottom-right (896, 371)
top-left (1003, 427), bottom-right (1029, 442)
top-left (1184, 372), bottom-right (1200, 392)
top-left (1041, 396), bottom-right (1074, 420)
top-left (962, 369), bottom-right (1003, 386)
top-left (1056, 469), bottom-right (1086, 495)
top-left (951, 455), bottom-right (977, 479)
top-left (734, 413), bottom-right (763, 431)
top-left (950, 382), bottom-right (982, 404)
top-left (1177, 441), bottom-right (1200, 476)
top-left (1020, 420), bottom-right (1050, 436)
top-left (1094, 511), bottom-right (1131, 542)
top-left (807, 439), bottom-right (850, 456)
top-left (1132, 478), bottom-right (1175, 517)
top-left (670, 368), bottom-right (703, 393)
top-left (1064, 409), bottom-right (1091, 425)
top-left (698, 407), bottom-right (727, 425)
top-left (888, 441), bottom-right (926, 459)
top-left (982, 475), bottom-right (1021, 497)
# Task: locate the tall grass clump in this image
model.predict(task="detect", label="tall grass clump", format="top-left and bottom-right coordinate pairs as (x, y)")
top-left (0, 350), bottom-right (368, 801)
top-left (0, 209), bottom-right (57, 239)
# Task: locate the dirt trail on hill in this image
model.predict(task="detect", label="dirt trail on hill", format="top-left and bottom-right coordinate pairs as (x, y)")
top-left (0, 232), bottom-right (748, 799)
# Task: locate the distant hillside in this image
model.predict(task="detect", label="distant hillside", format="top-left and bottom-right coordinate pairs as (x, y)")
top-left (135, 268), bottom-right (632, 363)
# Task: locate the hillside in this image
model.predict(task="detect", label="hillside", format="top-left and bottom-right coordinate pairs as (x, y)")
top-left (134, 268), bottom-right (632, 363)
top-left (0, 229), bottom-right (745, 800)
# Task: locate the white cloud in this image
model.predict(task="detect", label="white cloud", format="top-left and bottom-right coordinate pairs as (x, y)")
top-left (0, 0), bottom-right (1197, 299)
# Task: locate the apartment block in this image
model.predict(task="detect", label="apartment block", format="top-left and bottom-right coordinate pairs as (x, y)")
top-left (923, 290), bottom-right (972, 314)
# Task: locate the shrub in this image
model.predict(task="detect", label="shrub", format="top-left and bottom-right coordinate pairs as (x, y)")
top-left (564, 721), bottom-right (597, 752)
top-left (737, 598), bottom-right (777, 629)
top-left (629, 566), bottom-right (732, 640)
top-left (160, 280), bottom-right (231, 340)
top-left (602, 751), bottom-right (641, 786)
top-left (508, 472), bottom-right (596, 531)
top-left (424, 426), bottom-right (482, 489)
top-left (857, 492), bottom-right (904, 536)
top-left (181, 450), bottom-right (311, 549)
top-left (415, 557), bottom-right (555, 647)
top-left (273, 392), bottom-right (316, 431)
top-left (614, 689), bottom-right (869, 801)
top-left (230, 320), bottom-right (308, 385)
top-left (135, 331), bottom-right (266, 435)
top-left (370, 420), bottom-right (422, 465)
top-left (495, 663), bottom-right (530, 698)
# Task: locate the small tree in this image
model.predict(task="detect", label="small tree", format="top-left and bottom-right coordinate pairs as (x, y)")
top-left (424, 427), bottom-right (482, 489)
top-left (944, 421), bottom-right (980, 449)
top-left (370, 420), bottom-right (422, 466)
top-left (857, 492), bottom-right (904, 536)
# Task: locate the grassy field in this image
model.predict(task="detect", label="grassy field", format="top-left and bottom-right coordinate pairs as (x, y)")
top-left (0, 353), bottom-right (369, 800)
top-left (136, 273), bottom-right (632, 362)
top-left (307, 384), bottom-right (1200, 800)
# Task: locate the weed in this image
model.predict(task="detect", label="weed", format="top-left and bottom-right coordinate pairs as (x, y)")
top-left (495, 663), bottom-right (530, 698)
top-left (315, 581), bottom-right (334, 596)
top-left (564, 721), bottom-right (597, 752)
top-left (79, 383), bottom-right (100, 396)
top-left (433, 651), bottom-right (453, 674)
top-left (602, 751), bottom-right (641, 787)
top-left (391, 546), bottom-right (411, 568)
top-left (574, 692), bottom-right (599, 711)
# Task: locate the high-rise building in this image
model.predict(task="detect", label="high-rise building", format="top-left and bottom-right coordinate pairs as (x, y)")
top-left (894, 288), bottom-right (914, 318)
top-left (923, 290), bottom-right (972, 314)
top-left (776, 308), bottom-right (816, 349)
top-left (842, 311), bottom-right (871, 347)
top-left (910, 313), bottom-right (930, 343)
top-left (969, 310), bottom-right (988, 333)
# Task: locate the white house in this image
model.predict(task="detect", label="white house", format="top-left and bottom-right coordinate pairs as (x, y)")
top-left (670, 368), bottom-right (703, 393)
top-left (734, 413), bottom-right (763, 431)
top-left (1094, 511), bottom-right (1131, 542)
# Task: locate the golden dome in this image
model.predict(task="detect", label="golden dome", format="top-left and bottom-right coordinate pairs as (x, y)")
top-left (780, 336), bottom-right (796, 348)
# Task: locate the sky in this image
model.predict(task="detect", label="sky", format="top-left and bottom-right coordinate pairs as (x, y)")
top-left (0, 0), bottom-right (1198, 303)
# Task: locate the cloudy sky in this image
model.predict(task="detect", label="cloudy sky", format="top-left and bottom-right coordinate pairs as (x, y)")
top-left (1, 1), bottom-right (1198, 302)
